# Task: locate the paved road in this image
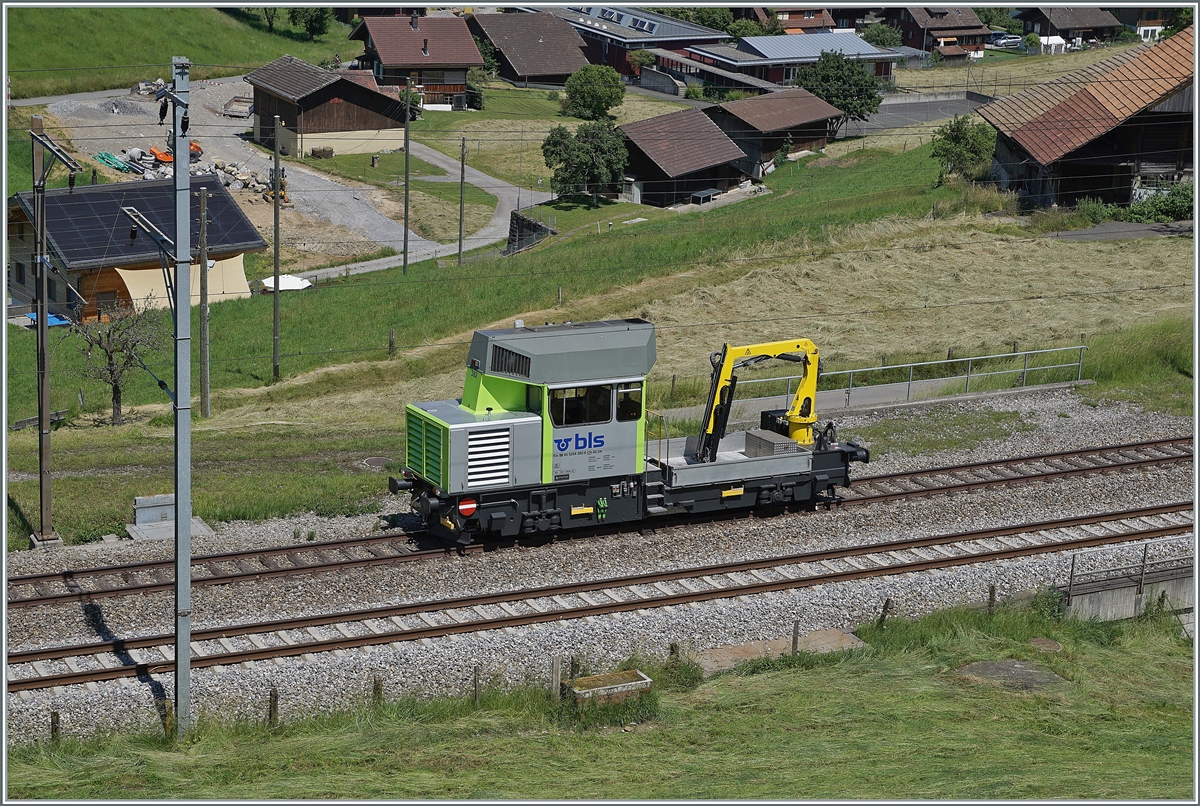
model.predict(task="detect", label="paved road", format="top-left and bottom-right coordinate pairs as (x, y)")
top-left (842, 96), bottom-right (985, 137)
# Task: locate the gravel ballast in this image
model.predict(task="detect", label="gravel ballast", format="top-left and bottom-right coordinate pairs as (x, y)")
top-left (6, 388), bottom-right (1194, 745)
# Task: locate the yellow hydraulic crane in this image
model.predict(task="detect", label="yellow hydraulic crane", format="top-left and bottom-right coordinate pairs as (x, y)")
top-left (694, 339), bottom-right (820, 463)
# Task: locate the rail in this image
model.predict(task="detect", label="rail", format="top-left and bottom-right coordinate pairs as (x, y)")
top-left (734, 345), bottom-right (1087, 409)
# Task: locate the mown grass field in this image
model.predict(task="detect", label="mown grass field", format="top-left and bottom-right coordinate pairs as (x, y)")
top-left (6, 601), bottom-right (1191, 799)
top-left (6, 8), bottom-right (350, 98)
top-left (894, 42), bottom-right (1140, 96)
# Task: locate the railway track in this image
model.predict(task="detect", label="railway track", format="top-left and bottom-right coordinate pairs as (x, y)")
top-left (7, 436), bottom-right (1192, 610)
top-left (8, 502), bottom-right (1193, 693)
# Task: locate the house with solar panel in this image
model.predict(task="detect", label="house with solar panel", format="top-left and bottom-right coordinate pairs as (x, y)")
top-left (686, 32), bottom-right (901, 84)
top-left (6, 176), bottom-right (267, 323)
top-left (976, 27), bottom-right (1193, 207)
top-left (619, 108), bottom-right (749, 208)
top-left (529, 6), bottom-right (729, 76)
top-left (244, 55), bottom-right (411, 157)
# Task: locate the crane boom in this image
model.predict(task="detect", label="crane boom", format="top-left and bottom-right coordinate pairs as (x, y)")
top-left (693, 339), bottom-right (820, 463)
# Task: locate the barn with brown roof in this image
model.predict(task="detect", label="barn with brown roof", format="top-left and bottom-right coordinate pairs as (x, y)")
top-left (244, 55), bottom-right (410, 156)
top-left (976, 27), bottom-right (1193, 207)
top-left (620, 108), bottom-right (748, 207)
top-left (467, 12), bottom-right (589, 87)
top-left (349, 12), bottom-right (483, 104)
top-left (704, 88), bottom-right (844, 178)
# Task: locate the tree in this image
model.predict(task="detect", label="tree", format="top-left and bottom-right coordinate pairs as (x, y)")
top-left (1162, 8), bottom-right (1193, 37)
top-left (727, 19), bottom-right (765, 42)
top-left (693, 7), bottom-right (734, 32)
top-left (773, 133), bottom-right (793, 169)
top-left (541, 120), bottom-right (628, 208)
top-left (795, 51), bottom-right (881, 125)
top-left (563, 64), bottom-right (625, 120)
top-left (628, 49), bottom-right (657, 74)
top-left (1023, 32), bottom-right (1041, 52)
top-left (474, 35), bottom-right (499, 75)
top-left (262, 7), bottom-right (279, 33)
top-left (973, 8), bottom-right (1021, 34)
top-left (860, 22), bottom-right (902, 48)
top-left (68, 298), bottom-right (169, 426)
top-left (930, 114), bottom-right (996, 180)
top-left (287, 7), bottom-right (332, 41)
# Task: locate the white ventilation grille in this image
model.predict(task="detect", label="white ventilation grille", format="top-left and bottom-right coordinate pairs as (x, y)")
top-left (467, 429), bottom-right (511, 488)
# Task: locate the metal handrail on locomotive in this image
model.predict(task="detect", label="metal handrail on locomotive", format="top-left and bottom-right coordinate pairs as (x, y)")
top-left (389, 319), bottom-right (869, 544)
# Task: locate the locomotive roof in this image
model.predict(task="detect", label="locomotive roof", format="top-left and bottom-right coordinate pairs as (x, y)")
top-left (467, 318), bottom-right (656, 384)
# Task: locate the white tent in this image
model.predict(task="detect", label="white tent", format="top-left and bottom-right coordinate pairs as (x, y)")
top-left (260, 274), bottom-right (313, 291)
top-left (1040, 35), bottom-right (1067, 54)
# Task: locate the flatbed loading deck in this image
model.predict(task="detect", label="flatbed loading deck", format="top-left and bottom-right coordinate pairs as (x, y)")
top-left (646, 431), bottom-right (814, 488)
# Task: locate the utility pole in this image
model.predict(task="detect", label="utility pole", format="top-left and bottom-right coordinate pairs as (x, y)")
top-left (458, 136), bottom-right (466, 266)
top-left (273, 114), bottom-right (281, 383)
top-left (403, 76), bottom-right (411, 275)
top-left (167, 56), bottom-right (193, 742)
top-left (28, 115), bottom-right (79, 547)
top-left (517, 123), bottom-right (523, 210)
top-left (198, 187), bottom-right (210, 418)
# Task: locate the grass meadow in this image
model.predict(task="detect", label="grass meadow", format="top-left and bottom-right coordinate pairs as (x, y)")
top-left (5, 601), bottom-right (1191, 799)
top-left (6, 8), bottom-right (350, 98)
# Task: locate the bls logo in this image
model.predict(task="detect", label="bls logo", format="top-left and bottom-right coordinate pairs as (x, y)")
top-left (554, 431), bottom-right (605, 452)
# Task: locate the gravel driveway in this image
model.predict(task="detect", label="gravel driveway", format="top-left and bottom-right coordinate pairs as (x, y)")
top-left (36, 76), bottom-right (549, 271)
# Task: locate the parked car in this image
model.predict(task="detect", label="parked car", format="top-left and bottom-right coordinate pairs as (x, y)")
top-left (995, 34), bottom-right (1023, 48)
top-left (986, 31), bottom-right (1008, 44)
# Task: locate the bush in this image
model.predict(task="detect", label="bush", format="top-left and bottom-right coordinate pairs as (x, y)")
top-left (1116, 29), bottom-right (1143, 44)
top-left (684, 86), bottom-right (705, 100)
top-left (546, 90), bottom-right (559, 101)
top-left (1127, 181), bottom-right (1194, 223)
top-left (1023, 33), bottom-right (1041, 50)
top-left (1074, 196), bottom-right (1119, 225)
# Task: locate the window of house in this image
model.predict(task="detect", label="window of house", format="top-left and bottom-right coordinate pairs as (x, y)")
top-left (48, 278), bottom-right (57, 301)
top-left (783, 66), bottom-right (799, 83)
top-left (15, 261), bottom-right (25, 285)
top-left (1146, 10), bottom-right (1160, 21)
top-left (550, 385), bottom-right (611, 427)
top-left (18, 221), bottom-right (26, 240)
top-left (616, 382), bottom-right (642, 422)
top-left (420, 70), bottom-right (445, 85)
top-left (97, 291), bottom-right (118, 313)
top-left (804, 10), bottom-right (814, 18)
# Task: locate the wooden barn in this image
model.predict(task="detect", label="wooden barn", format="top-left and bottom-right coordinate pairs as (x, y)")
top-left (466, 11), bottom-right (589, 87)
top-left (977, 27), bottom-right (1193, 207)
top-left (704, 88), bottom-right (843, 178)
top-left (7, 177), bottom-right (265, 322)
top-left (245, 55), bottom-right (410, 156)
top-left (620, 108), bottom-right (748, 208)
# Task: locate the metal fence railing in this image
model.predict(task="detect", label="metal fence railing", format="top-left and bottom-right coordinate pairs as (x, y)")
top-left (734, 345), bottom-right (1088, 409)
top-left (1064, 536), bottom-right (1195, 605)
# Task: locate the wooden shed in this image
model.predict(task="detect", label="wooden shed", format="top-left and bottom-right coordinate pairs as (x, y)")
top-left (620, 108), bottom-right (748, 208)
top-left (704, 88), bottom-right (843, 178)
top-left (245, 55), bottom-right (409, 157)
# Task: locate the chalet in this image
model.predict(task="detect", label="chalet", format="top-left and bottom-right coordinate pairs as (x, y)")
top-left (703, 88), bottom-right (843, 178)
top-left (1106, 7), bottom-right (1171, 42)
top-left (879, 8), bottom-right (992, 57)
top-left (620, 108), bottom-right (748, 208)
top-left (7, 176), bottom-right (266, 322)
top-left (349, 12), bottom-right (484, 104)
top-left (244, 55), bottom-right (410, 156)
top-left (977, 27), bottom-right (1193, 207)
top-left (1015, 8), bottom-right (1123, 44)
top-left (529, 6), bottom-right (729, 76)
top-left (466, 11), bottom-right (589, 86)
top-left (773, 8), bottom-right (838, 34)
top-left (687, 33), bottom-right (900, 83)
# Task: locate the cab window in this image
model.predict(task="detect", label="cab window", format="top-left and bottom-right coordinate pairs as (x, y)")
top-left (550, 385), bottom-right (611, 427)
top-left (526, 384), bottom-right (542, 414)
top-left (616, 382), bottom-right (642, 422)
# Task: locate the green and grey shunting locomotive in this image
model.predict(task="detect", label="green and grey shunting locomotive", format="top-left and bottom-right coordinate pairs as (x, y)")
top-left (390, 319), bottom-right (868, 544)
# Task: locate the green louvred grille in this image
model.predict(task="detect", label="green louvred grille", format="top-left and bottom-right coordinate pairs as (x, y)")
top-left (405, 407), bottom-right (448, 489)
